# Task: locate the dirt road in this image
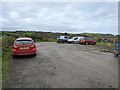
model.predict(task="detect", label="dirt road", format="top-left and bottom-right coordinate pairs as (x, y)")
top-left (5, 42), bottom-right (118, 88)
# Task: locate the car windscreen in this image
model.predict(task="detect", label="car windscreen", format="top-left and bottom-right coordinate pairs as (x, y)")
top-left (80, 38), bottom-right (85, 40)
top-left (15, 40), bottom-right (33, 44)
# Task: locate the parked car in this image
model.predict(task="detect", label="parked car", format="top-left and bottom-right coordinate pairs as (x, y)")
top-left (67, 36), bottom-right (84, 44)
top-left (57, 36), bottom-right (71, 43)
top-left (12, 37), bottom-right (37, 57)
top-left (80, 37), bottom-right (96, 45)
top-left (113, 41), bottom-right (120, 57)
top-left (67, 37), bottom-right (76, 43)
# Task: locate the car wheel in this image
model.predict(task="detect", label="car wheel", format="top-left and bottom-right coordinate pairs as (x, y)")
top-left (114, 54), bottom-right (118, 57)
top-left (93, 42), bottom-right (96, 45)
top-left (33, 53), bottom-right (36, 57)
top-left (12, 55), bottom-right (16, 58)
top-left (57, 41), bottom-right (60, 43)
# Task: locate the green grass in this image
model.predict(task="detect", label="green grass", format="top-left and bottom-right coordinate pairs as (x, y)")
top-left (2, 48), bottom-right (11, 87)
top-left (2, 36), bottom-right (14, 87)
top-left (24, 32), bottom-right (34, 36)
top-left (96, 42), bottom-right (114, 47)
top-left (96, 42), bottom-right (114, 52)
top-left (0, 36), bottom-right (2, 89)
top-left (0, 47), bottom-right (2, 89)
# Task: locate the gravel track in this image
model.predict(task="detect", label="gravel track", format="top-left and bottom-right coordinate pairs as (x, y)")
top-left (4, 42), bottom-right (118, 88)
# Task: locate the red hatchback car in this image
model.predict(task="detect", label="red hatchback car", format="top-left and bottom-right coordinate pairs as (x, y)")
top-left (80, 37), bottom-right (96, 45)
top-left (12, 37), bottom-right (37, 57)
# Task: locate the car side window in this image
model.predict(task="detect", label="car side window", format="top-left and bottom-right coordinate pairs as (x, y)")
top-left (64, 36), bottom-right (68, 38)
top-left (74, 38), bottom-right (78, 40)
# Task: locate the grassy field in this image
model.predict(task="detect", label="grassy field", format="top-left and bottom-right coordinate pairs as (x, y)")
top-left (0, 45), bottom-right (2, 89)
top-left (24, 32), bottom-right (34, 36)
top-left (2, 48), bottom-right (11, 86)
top-left (2, 36), bottom-right (15, 87)
top-left (96, 42), bottom-right (114, 52)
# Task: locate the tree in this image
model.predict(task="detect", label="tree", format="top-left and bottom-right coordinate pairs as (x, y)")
top-left (64, 32), bottom-right (68, 35)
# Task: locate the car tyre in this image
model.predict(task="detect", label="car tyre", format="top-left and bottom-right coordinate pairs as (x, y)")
top-left (94, 42), bottom-right (96, 45)
top-left (114, 54), bottom-right (118, 57)
top-left (12, 55), bottom-right (16, 58)
top-left (33, 53), bottom-right (36, 57)
top-left (92, 43), bottom-right (95, 45)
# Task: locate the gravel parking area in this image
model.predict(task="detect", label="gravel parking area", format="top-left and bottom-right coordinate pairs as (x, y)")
top-left (4, 42), bottom-right (118, 88)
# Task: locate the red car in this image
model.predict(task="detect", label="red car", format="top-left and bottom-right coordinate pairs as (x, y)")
top-left (80, 37), bottom-right (96, 45)
top-left (12, 37), bottom-right (37, 57)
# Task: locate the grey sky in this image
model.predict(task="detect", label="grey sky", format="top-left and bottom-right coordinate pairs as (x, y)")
top-left (1, 2), bottom-right (118, 34)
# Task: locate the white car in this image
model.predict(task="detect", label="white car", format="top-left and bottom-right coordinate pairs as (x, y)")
top-left (67, 37), bottom-right (76, 43)
top-left (67, 36), bottom-right (84, 44)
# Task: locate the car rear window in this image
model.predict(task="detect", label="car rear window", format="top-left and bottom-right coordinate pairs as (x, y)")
top-left (15, 40), bottom-right (33, 44)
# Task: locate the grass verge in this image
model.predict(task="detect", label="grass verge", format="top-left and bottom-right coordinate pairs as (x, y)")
top-left (2, 48), bottom-right (11, 87)
top-left (0, 47), bottom-right (2, 89)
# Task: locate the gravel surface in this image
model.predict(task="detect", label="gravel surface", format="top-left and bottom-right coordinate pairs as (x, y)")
top-left (4, 42), bottom-right (118, 88)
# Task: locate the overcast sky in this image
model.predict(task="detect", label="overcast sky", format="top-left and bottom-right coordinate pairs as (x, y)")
top-left (1, 2), bottom-right (118, 34)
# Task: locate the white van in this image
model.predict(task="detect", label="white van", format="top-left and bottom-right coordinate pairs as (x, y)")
top-left (67, 36), bottom-right (84, 44)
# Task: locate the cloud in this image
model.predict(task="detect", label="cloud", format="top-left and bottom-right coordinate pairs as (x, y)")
top-left (9, 11), bottom-right (20, 19)
top-left (17, 18), bottom-right (33, 24)
top-left (1, 0), bottom-right (119, 2)
top-left (0, 17), bottom-right (9, 22)
top-left (1, 2), bottom-right (118, 34)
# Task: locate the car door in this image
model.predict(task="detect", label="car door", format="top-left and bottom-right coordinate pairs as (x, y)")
top-left (74, 37), bottom-right (78, 43)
